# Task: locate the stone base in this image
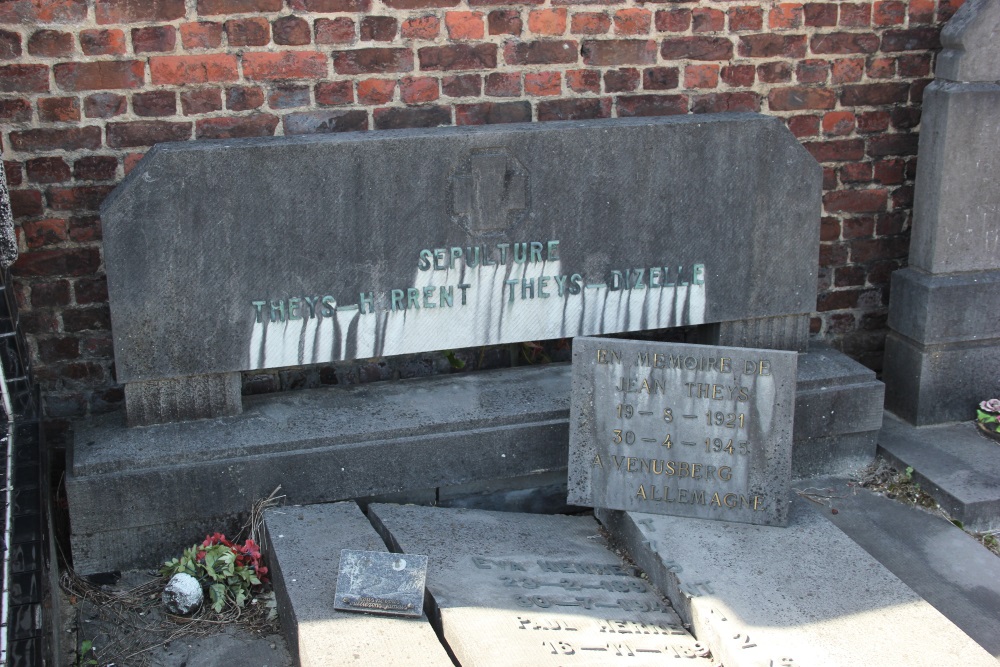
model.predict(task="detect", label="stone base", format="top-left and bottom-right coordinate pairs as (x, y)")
top-left (67, 347), bottom-right (883, 574)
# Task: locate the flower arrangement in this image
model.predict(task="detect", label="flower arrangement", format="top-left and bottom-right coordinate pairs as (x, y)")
top-left (976, 399), bottom-right (1000, 438)
top-left (160, 533), bottom-right (268, 612)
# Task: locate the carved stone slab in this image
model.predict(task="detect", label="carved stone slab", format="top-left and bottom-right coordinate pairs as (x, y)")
top-left (568, 337), bottom-right (796, 526)
top-left (368, 504), bottom-right (713, 667)
top-left (100, 115), bottom-right (819, 384)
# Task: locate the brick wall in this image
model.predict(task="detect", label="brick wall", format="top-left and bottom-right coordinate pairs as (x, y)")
top-left (0, 0), bottom-right (963, 439)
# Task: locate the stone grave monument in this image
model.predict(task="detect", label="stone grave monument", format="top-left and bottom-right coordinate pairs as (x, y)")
top-left (68, 113), bottom-right (884, 574)
top-left (883, 0), bottom-right (1000, 425)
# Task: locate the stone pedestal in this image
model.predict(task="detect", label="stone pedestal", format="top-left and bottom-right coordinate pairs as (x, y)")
top-left (883, 0), bottom-right (1000, 425)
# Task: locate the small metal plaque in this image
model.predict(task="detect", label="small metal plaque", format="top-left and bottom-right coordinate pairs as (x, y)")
top-left (333, 550), bottom-right (428, 617)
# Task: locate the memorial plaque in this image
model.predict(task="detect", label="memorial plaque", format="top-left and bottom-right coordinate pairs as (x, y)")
top-left (333, 549), bottom-right (428, 617)
top-left (568, 337), bottom-right (795, 526)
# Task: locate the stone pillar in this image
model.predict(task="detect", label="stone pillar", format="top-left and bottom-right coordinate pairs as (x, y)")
top-left (883, 0), bottom-right (1000, 425)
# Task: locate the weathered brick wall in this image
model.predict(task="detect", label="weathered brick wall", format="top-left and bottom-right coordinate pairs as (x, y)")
top-left (0, 0), bottom-right (963, 439)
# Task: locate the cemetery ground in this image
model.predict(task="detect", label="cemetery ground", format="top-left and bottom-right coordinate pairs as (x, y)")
top-left (55, 446), bottom-right (1000, 667)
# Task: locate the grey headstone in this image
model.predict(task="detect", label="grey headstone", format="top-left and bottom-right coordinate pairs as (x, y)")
top-left (368, 504), bottom-right (713, 666)
top-left (0, 159), bottom-right (17, 269)
top-left (124, 372), bottom-right (242, 425)
top-left (935, 0), bottom-right (1000, 83)
top-left (100, 114), bottom-right (820, 385)
top-left (333, 549), bottom-right (428, 617)
top-left (700, 314), bottom-right (810, 353)
top-left (264, 502), bottom-right (453, 667)
top-left (598, 502), bottom-right (999, 667)
top-left (568, 337), bottom-right (796, 526)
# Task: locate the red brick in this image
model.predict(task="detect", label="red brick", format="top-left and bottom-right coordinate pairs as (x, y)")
top-left (333, 48), bottom-right (412, 74)
top-left (150, 55), bottom-right (239, 86)
top-left (10, 127), bottom-right (101, 152)
top-left (841, 82), bottom-right (909, 106)
top-left (614, 8), bottom-right (650, 35)
top-left (400, 75), bottom-right (439, 103)
top-left (873, 1), bottom-right (904, 25)
top-left (357, 78), bottom-right (395, 104)
top-left (684, 64), bottom-right (719, 88)
top-left (737, 34), bottom-right (806, 58)
top-left (897, 53), bottom-right (931, 78)
top-left (225, 18), bottom-right (270, 47)
top-left (273, 16), bottom-right (311, 45)
top-left (485, 71), bottom-right (520, 96)
top-left (419, 44), bottom-right (497, 70)
top-left (315, 80), bottom-right (353, 105)
top-left (28, 278), bottom-right (70, 303)
top-left (768, 86), bottom-right (836, 111)
top-left (374, 105), bottom-right (451, 129)
top-left (691, 91), bottom-right (760, 114)
top-left (84, 92), bottom-right (126, 118)
top-left (804, 2), bottom-right (838, 26)
top-left (582, 39), bottom-right (656, 66)
top-left (383, 0), bottom-right (456, 8)
top-left (839, 3), bottom-right (871, 26)
top-left (643, 66), bottom-right (678, 91)
top-left (910, 78), bottom-right (931, 104)
top-left (873, 158), bottom-right (904, 185)
top-left (9, 189), bottom-right (42, 217)
top-left (571, 12), bottom-right (609, 35)
top-left (446, 11), bottom-right (485, 39)
top-left (315, 18), bottom-right (355, 44)
top-left (403, 15), bottom-right (441, 39)
top-left (442, 73), bottom-right (481, 96)
top-left (603, 68), bottom-right (638, 93)
top-left (0, 30), bottom-right (20, 59)
top-left (504, 40), bottom-right (576, 65)
top-left (889, 107), bottom-right (920, 130)
top-left (361, 16), bottom-right (399, 41)
top-left (80, 29), bottom-right (126, 56)
top-left (197, 0), bottom-right (282, 14)
top-left (788, 114), bottom-right (820, 139)
top-left (180, 87), bottom-right (222, 114)
top-left (810, 32), bottom-right (879, 54)
top-left (47, 185), bottom-right (114, 211)
top-left (908, 0), bottom-right (935, 23)
top-left (181, 22), bottom-right (224, 49)
top-left (243, 51), bottom-right (328, 79)
top-left (289, 0), bottom-right (370, 11)
top-left (73, 156), bottom-right (118, 181)
top-left (867, 133), bottom-right (918, 157)
top-left (26, 157), bottom-right (70, 184)
top-left (54, 60), bottom-right (144, 91)
top-left (655, 9), bottom-right (690, 32)
top-left (757, 61), bottom-right (791, 83)
top-left (0, 0), bottom-right (86, 23)
top-left (132, 26), bottom-right (176, 53)
top-left (616, 94), bottom-right (685, 118)
top-left (866, 56), bottom-right (895, 79)
top-left (267, 85), bottom-right (310, 108)
top-left (27, 30), bottom-right (73, 57)
top-left (106, 120), bottom-right (191, 148)
top-left (830, 58), bottom-right (863, 83)
top-left (226, 85), bottom-right (265, 110)
top-left (662, 36), bottom-right (732, 60)
top-left (538, 97), bottom-right (610, 121)
top-left (35, 336), bottom-right (80, 362)
top-left (196, 114), bottom-right (279, 139)
top-left (856, 110), bottom-right (890, 133)
top-left (68, 213), bottom-right (102, 243)
top-left (728, 6), bottom-right (763, 31)
top-left (0, 98), bottom-right (31, 123)
top-left (692, 8), bottom-right (724, 32)
top-left (3, 160), bottom-right (22, 185)
top-left (38, 96), bottom-right (80, 122)
top-left (881, 27), bottom-right (940, 52)
top-left (567, 68), bottom-right (600, 93)
top-left (95, 0), bottom-right (185, 24)
top-left (489, 10), bottom-right (521, 36)
top-left (835, 264), bottom-right (867, 286)
top-left (769, 2), bottom-right (803, 28)
top-left (0, 65), bottom-right (48, 93)
top-left (133, 90), bottom-right (176, 116)
top-left (803, 138), bottom-right (865, 162)
top-left (456, 101), bottom-right (531, 125)
top-left (823, 188), bottom-right (887, 213)
top-left (795, 59), bottom-right (827, 83)
top-left (74, 276), bottom-right (109, 304)
top-left (526, 70), bottom-right (561, 95)
top-left (937, 0), bottom-right (964, 22)
top-left (822, 110), bottom-right (855, 136)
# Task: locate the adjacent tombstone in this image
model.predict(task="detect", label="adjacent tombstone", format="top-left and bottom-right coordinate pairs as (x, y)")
top-left (883, 0), bottom-right (1000, 424)
top-left (368, 504), bottom-right (713, 666)
top-left (568, 337), bottom-right (796, 526)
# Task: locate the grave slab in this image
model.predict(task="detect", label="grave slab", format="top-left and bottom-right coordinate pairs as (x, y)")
top-left (597, 500), bottom-right (998, 667)
top-left (368, 504), bottom-right (713, 666)
top-left (263, 502), bottom-right (452, 667)
top-left (877, 412), bottom-right (1000, 532)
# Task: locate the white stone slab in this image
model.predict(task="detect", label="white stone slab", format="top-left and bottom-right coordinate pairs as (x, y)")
top-left (598, 501), bottom-right (998, 667)
top-left (264, 502), bottom-right (452, 667)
